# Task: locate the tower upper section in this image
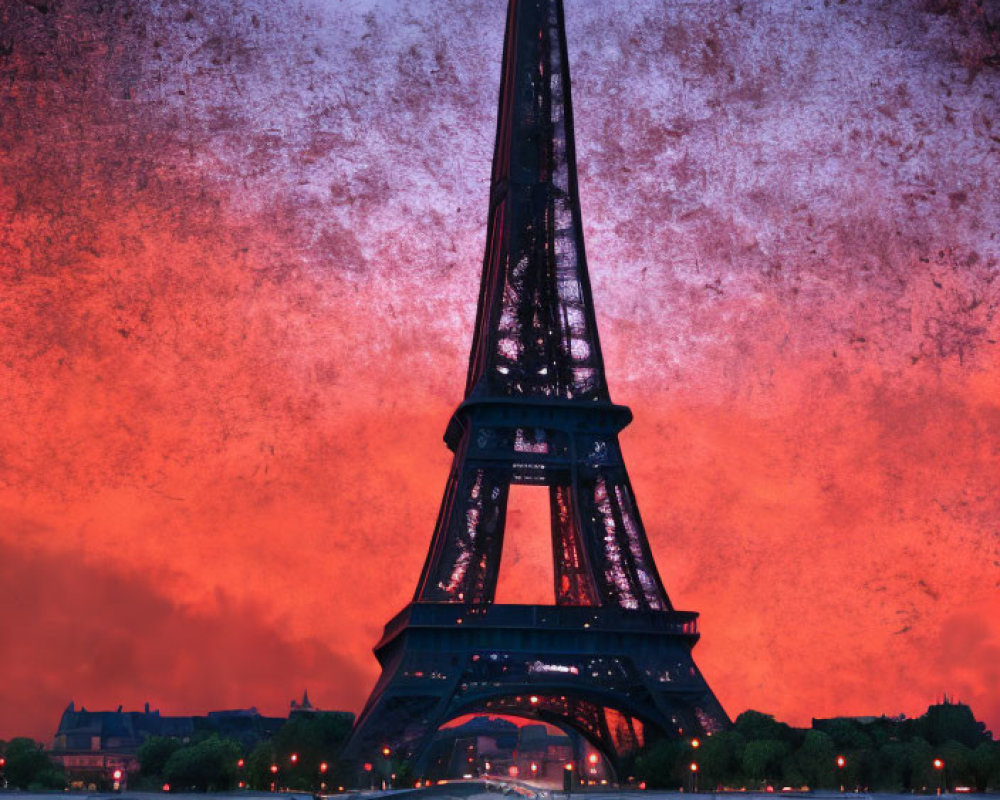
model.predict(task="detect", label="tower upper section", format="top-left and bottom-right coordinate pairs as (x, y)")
top-left (465, 0), bottom-right (610, 403)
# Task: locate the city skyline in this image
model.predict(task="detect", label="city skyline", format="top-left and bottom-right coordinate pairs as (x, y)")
top-left (1, 0), bottom-right (998, 742)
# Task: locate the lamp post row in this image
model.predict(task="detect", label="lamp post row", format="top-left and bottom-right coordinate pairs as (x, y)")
top-left (679, 749), bottom-right (948, 794)
top-left (218, 745), bottom-right (950, 793)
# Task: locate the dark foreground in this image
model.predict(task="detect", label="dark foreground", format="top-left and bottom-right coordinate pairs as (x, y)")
top-left (2, 784), bottom-right (997, 800)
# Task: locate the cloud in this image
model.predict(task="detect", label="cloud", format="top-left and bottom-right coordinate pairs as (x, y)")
top-left (0, 540), bottom-right (366, 741)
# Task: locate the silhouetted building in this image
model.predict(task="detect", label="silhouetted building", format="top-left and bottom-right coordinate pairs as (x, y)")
top-left (49, 694), bottom-right (345, 789)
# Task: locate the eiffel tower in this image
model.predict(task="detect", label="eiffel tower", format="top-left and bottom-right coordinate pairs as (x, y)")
top-left (344, 0), bottom-right (729, 779)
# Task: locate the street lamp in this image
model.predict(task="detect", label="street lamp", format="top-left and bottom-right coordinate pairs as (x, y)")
top-left (270, 764), bottom-right (279, 793)
top-left (691, 738), bottom-right (701, 749)
top-left (934, 758), bottom-right (945, 795)
top-left (563, 763), bottom-right (574, 796)
top-left (836, 755), bottom-right (846, 792)
top-left (690, 762), bottom-right (699, 793)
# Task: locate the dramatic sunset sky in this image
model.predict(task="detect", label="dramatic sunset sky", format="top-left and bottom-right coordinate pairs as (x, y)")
top-left (1, 0), bottom-right (998, 742)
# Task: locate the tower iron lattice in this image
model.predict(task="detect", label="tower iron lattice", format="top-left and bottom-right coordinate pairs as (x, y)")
top-left (344, 0), bottom-right (729, 780)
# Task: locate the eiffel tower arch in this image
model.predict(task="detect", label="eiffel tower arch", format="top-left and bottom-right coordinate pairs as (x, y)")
top-left (343, 0), bottom-right (730, 780)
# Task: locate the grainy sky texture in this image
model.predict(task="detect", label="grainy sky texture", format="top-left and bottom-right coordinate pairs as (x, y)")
top-left (1, 0), bottom-right (999, 741)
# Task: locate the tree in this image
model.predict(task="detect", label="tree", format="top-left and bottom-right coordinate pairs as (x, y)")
top-left (877, 741), bottom-right (913, 791)
top-left (824, 718), bottom-right (874, 751)
top-left (138, 736), bottom-right (182, 780)
top-left (970, 741), bottom-right (1000, 791)
top-left (734, 711), bottom-right (796, 745)
top-left (634, 739), bottom-right (685, 788)
top-left (162, 735), bottom-right (241, 791)
top-left (697, 731), bottom-right (744, 788)
top-left (795, 729), bottom-right (836, 788)
top-left (1, 738), bottom-right (65, 790)
top-left (741, 740), bottom-right (791, 786)
top-left (267, 712), bottom-right (354, 790)
top-left (939, 740), bottom-right (975, 788)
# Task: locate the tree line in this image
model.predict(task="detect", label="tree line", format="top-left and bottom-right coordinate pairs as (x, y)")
top-left (635, 704), bottom-right (1000, 792)
top-left (138, 713), bottom-right (355, 791)
top-left (3, 702), bottom-right (998, 792)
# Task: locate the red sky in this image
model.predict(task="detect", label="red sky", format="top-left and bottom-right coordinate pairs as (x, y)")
top-left (1, 0), bottom-right (998, 742)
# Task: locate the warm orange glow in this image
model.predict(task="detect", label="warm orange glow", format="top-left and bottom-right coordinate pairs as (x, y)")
top-left (113, 769), bottom-right (123, 780)
top-left (588, 753), bottom-right (599, 765)
top-left (0, 0), bottom-right (998, 749)
top-left (320, 762), bottom-right (328, 773)
top-left (381, 746), bottom-right (391, 757)
top-left (290, 753), bottom-right (298, 763)
top-left (836, 755), bottom-right (846, 768)
top-left (270, 765), bottom-right (278, 774)
top-left (934, 759), bottom-right (945, 770)
top-left (690, 762), bottom-right (699, 772)
top-left (529, 695), bottom-right (539, 704)
top-left (691, 738), bottom-right (701, 748)
top-left (530, 762), bottom-right (538, 773)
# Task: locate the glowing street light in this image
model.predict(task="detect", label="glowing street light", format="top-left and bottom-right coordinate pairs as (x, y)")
top-left (237, 759), bottom-right (245, 768)
top-left (690, 762), bottom-right (699, 793)
top-left (290, 753), bottom-right (299, 764)
top-left (320, 762), bottom-right (329, 774)
top-left (691, 738), bottom-right (701, 749)
top-left (381, 746), bottom-right (391, 757)
top-left (836, 755), bottom-right (846, 791)
top-left (564, 763), bottom-right (575, 796)
top-left (530, 762), bottom-right (538, 776)
top-left (934, 759), bottom-right (945, 795)
top-left (529, 695), bottom-right (539, 704)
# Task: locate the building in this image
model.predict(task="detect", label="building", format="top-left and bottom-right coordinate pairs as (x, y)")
top-left (49, 694), bottom-right (320, 790)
